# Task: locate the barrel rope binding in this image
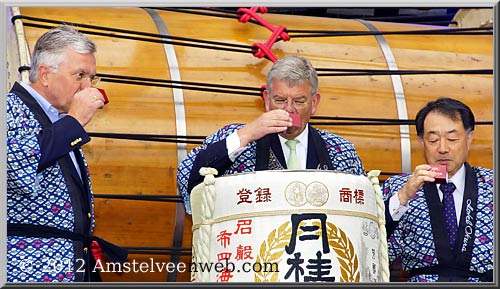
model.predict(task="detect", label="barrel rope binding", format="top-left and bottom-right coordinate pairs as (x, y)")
top-left (368, 169), bottom-right (390, 282)
top-left (196, 167), bottom-right (218, 282)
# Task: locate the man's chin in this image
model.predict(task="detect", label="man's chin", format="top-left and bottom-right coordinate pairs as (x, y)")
top-left (282, 127), bottom-right (300, 137)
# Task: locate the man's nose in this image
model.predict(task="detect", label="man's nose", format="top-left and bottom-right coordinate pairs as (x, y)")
top-left (438, 140), bottom-right (449, 153)
top-left (285, 100), bottom-right (295, 112)
top-left (81, 78), bottom-right (93, 89)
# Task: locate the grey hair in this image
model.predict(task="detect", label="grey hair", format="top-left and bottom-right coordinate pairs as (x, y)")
top-left (29, 24), bottom-right (96, 82)
top-left (266, 55), bottom-right (318, 95)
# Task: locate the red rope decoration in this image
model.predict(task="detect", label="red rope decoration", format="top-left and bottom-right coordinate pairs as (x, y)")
top-left (237, 7), bottom-right (290, 62)
top-left (237, 7), bottom-right (268, 23)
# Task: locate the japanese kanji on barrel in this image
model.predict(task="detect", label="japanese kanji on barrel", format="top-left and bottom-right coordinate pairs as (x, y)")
top-left (190, 169), bottom-right (389, 282)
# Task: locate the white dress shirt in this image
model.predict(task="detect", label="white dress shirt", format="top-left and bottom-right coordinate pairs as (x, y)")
top-left (226, 125), bottom-right (309, 169)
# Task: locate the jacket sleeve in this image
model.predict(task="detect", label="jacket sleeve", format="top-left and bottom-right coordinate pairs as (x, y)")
top-left (187, 139), bottom-right (233, 195)
top-left (380, 174), bottom-right (409, 262)
top-left (381, 176), bottom-right (401, 237)
top-left (36, 115), bottom-right (90, 172)
top-left (176, 123), bottom-right (243, 214)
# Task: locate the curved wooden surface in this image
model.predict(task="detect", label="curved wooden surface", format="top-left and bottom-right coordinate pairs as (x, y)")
top-left (9, 7), bottom-right (493, 282)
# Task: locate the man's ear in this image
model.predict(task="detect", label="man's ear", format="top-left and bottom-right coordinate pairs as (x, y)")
top-left (38, 65), bottom-right (51, 87)
top-left (311, 93), bottom-right (321, 115)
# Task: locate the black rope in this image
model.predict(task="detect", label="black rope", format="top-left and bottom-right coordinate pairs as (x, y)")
top-left (94, 70), bottom-right (491, 95)
top-left (89, 132), bottom-right (205, 140)
top-left (147, 7), bottom-right (268, 28)
top-left (147, 7), bottom-right (243, 21)
top-left (88, 132), bottom-right (204, 145)
top-left (310, 116), bottom-right (492, 126)
top-left (94, 194), bottom-right (183, 203)
top-left (96, 73), bottom-right (263, 97)
top-left (99, 73), bottom-right (261, 92)
top-left (100, 70), bottom-right (494, 91)
top-left (95, 71), bottom-right (491, 94)
top-left (310, 121), bottom-right (414, 126)
top-left (87, 117), bottom-right (491, 147)
top-left (150, 7), bottom-right (493, 37)
top-left (316, 68), bottom-right (493, 76)
top-left (126, 246), bottom-right (191, 252)
top-left (12, 14), bottom-right (252, 49)
top-left (313, 115), bottom-right (407, 122)
top-left (100, 78), bottom-right (262, 97)
top-left (310, 121), bottom-right (493, 126)
top-left (310, 116), bottom-right (493, 126)
top-left (287, 26), bottom-right (492, 38)
top-left (12, 15), bottom-right (254, 54)
top-left (365, 12), bottom-right (459, 24)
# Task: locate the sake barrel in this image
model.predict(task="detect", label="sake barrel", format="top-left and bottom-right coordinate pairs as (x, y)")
top-left (190, 169), bottom-right (388, 282)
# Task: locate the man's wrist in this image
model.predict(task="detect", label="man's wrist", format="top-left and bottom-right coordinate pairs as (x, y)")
top-left (397, 189), bottom-right (409, 206)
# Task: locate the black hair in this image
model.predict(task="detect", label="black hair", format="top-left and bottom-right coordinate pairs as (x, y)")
top-left (415, 97), bottom-right (475, 138)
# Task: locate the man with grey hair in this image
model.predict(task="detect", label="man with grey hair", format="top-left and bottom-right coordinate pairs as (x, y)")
top-left (177, 55), bottom-right (365, 214)
top-left (6, 25), bottom-right (126, 282)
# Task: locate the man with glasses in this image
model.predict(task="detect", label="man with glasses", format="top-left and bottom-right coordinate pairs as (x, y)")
top-left (6, 25), bottom-right (126, 282)
top-left (177, 55), bottom-right (365, 214)
top-left (381, 97), bottom-right (493, 282)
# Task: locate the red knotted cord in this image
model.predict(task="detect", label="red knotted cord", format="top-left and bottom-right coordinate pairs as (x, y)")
top-left (237, 7), bottom-right (290, 62)
top-left (237, 7), bottom-right (268, 23)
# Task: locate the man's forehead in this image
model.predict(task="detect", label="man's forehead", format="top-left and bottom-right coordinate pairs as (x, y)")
top-left (425, 128), bottom-right (460, 135)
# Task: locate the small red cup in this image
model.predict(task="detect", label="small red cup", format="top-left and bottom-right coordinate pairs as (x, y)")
top-left (289, 112), bottom-right (301, 128)
top-left (96, 88), bottom-right (109, 104)
top-left (429, 164), bottom-right (446, 183)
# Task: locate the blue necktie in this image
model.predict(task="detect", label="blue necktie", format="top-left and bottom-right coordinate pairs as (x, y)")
top-left (440, 182), bottom-right (457, 248)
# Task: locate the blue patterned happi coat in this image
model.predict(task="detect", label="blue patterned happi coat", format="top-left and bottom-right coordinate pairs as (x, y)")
top-left (6, 83), bottom-right (95, 282)
top-left (381, 164), bottom-right (493, 282)
top-left (177, 123), bottom-right (365, 214)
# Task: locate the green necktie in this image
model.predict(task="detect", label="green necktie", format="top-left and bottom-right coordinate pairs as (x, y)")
top-left (285, 139), bottom-right (300, 169)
